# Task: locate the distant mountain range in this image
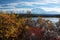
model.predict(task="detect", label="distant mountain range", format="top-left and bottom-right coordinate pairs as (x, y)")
top-left (6, 8), bottom-right (60, 15)
top-left (31, 8), bottom-right (60, 14)
top-left (46, 11), bottom-right (60, 14)
top-left (31, 8), bottom-right (46, 14)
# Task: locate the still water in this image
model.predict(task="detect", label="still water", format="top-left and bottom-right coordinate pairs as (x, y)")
top-left (32, 18), bottom-right (59, 23)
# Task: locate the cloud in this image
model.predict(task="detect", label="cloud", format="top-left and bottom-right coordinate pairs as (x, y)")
top-left (0, 1), bottom-right (60, 8)
top-left (0, 2), bottom-right (60, 9)
top-left (0, 0), bottom-right (20, 4)
top-left (41, 7), bottom-right (60, 12)
top-left (0, 0), bottom-right (60, 13)
top-left (14, 2), bottom-right (60, 8)
top-left (0, 1), bottom-right (47, 11)
top-left (35, 0), bottom-right (59, 4)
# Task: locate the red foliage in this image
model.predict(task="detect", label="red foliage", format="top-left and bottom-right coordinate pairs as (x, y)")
top-left (24, 27), bottom-right (44, 40)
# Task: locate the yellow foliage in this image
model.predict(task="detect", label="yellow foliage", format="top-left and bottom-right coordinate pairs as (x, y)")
top-left (25, 26), bottom-right (29, 30)
top-left (0, 13), bottom-right (26, 39)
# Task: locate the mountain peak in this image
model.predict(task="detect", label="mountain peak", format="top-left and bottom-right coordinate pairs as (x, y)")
top-left (31, 8), bottom-right (46, 14)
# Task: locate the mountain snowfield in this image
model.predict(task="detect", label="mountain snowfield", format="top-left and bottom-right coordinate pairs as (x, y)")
top-left (31, 8), bottom-right (60, 14)
top-left (2, 8), bottom-right (60, 14)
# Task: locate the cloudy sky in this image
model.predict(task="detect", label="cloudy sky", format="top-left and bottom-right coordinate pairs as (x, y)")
top-left (0, 0), bottom-right (60, 13)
